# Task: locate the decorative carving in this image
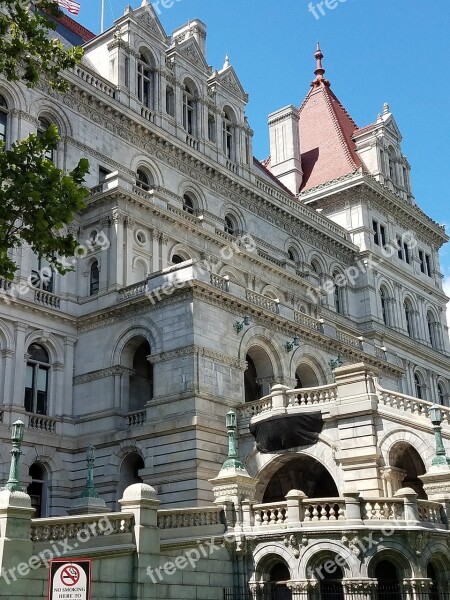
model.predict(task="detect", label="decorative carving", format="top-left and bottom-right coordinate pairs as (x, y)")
top-left (283, 533), bottom-right (308, 559)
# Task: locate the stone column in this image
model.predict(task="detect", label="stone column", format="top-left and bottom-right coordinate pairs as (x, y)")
top-left (403, 578), bottom-right (432, 600)
top-left (11, 323), bottom-right (26, 408)
top-left (1, 349), bottom-right (14, 408)
top-left (395, 488), bottom-right (419, 524)
top-left (287, 580), bottom-right (318, 600)
top-left (342, 579), bottom-right (378, 600)
top-left (285, 489), bottom-right (307, 525)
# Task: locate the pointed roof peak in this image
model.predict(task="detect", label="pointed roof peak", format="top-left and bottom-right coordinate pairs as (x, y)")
top-left (223, 53), bottom-right (230, 69)
top-left (312, 42), bottom-right (330, 88)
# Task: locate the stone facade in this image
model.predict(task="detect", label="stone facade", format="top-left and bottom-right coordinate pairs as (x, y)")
top-left (0, 2), bottom-right (449, 598)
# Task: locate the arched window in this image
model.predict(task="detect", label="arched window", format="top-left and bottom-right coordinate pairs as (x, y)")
top-left (136, 169), bottom-right (152, 191)
top-left (171, 254), bottom-right (185, 265)
top-left (224, 214), bottom-right (238, 236)
top-left (27, 463), bottom-right (48, 517)
top-left (311, 259), bottom-right (321, 274)
top-left (438, 382), bottom-right (446, 406)
top-left (90, 261), bottom-right (99, 295)
top-left (404, 299), bottom-right (414, 337)
top-left (118, 453), bottom-right (144, 502)
top-left (165, 85), bottom-right (175, 116)
top-left (129, 341), bottom-right (153, 411)
top-left (37, 117), bottom-right (54, 162)
top-left (182, 193), bottom-right (195, 215)
top-left (222, 108), bottom-right (234, 160)
top-left (25, 344), bottom-right (50, 415)
top-left (244, 354), bottom-right (261, 403)
top-left (427, 311), bottom-right (439, 349)
top-left (333, 271), bottom-right (344, 314)
top-left (380, 287), bottom-right (389, 326)
top-left (182, 83), bottom-right (195, 135)
top-left (414, 372), bottom-right (425, 400)
top-left (0, 94), bottom-right (8, 145)
top-left (137, 54), bottom-right (153, 108)
top-left (287, 247), bottom-right (298, 263)
top-left (388, 147), bottom-right (396, 183)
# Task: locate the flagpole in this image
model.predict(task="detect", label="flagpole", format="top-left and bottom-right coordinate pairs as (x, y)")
top-left (101, 0), bottom-right (104, 33)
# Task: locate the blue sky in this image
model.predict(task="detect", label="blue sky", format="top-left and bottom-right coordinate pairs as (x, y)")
top-left (75, 0), bottom-right (450, 274)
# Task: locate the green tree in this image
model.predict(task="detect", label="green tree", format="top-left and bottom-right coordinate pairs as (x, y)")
top-left (0, 0), bottom-right (89, 279)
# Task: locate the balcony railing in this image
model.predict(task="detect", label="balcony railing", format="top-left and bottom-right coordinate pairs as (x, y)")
top-left (33, 289), bottom-right (61, 309)
top-left (28, 414), bottom-right (58, 433)
top-left (246, 289), bottom-right (279, 313)
top-left (126, 409), bottom-right (147, 427)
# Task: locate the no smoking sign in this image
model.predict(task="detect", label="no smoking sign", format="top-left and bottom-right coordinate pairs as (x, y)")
top-left (48, 560), bottom-right (91, 600)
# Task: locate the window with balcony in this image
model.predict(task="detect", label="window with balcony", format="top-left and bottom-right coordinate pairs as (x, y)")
top-left (182, 84), bottom-right (196, 135)
top-left (414, 372), bottom-right (425, 400)
top-left (25, 344), bottom-right (50, 415)
top-left (333, 270), bottom-right (344, 315)
top-left (222, 108), bottom-right (234, 160)
top-left (208, 113), bottom-right (216, 143)
top-left (224, 214), bottom-right (238, 236)
top-left (437, 382), bottom-right (447, 406)
top-left (137, 54), bottom-right (153, 108)
top-left (136, 169), bottom-right (153, 191)
top-left (182, 193), bottom-right (196, 215)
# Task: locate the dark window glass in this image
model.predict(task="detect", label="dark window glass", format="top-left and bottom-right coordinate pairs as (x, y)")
top-left (90, 261), bottom-right (99, 295)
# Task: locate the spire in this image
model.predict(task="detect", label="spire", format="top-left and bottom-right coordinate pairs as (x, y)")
top-left (223, 53), bottom-right (230, 70)
top-left (311, 42), bottom-right (330, 88)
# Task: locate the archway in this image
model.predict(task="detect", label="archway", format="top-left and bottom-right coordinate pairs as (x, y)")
top-left (389, 443), bottom-right (427, 499)
top-left (129, 340), bottom-right (153, 411)
top-left (245, 346), bottom-right (275, 403)
top-left (27, 462), bottom-right (49, 517)
top-left (118, 453), bottom-right (144, 501)
top-left (266, 562), bottom-right (292, 600)
top-left (374, 560), bottom-right (401, 600)
top-left (319, 564), bottom-right (344, 600)
top-left (262, 455), bottom-right (338, 503)
top-left (295, 363), bottom-right (320, 388)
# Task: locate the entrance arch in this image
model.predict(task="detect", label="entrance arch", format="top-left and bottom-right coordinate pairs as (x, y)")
top-left (262, 455), bottom-right (339, 503)
top-left (245, 346), bottom-right (276, 403)
top-left (389, 443), bottom-right (427, 499)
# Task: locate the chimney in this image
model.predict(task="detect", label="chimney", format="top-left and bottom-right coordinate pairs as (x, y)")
top-left (268, 105), bottom-right (303, 194)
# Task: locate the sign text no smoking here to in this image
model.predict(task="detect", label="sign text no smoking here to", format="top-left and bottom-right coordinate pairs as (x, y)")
top-left (48, 559), bottom-right (91, 600)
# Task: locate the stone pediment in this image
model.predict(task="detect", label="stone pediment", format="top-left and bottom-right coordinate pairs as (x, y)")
top-left (175, 38), bottom-right (209, 70)
top-left (383, 114), bottom-right (403, 142)
top-left (216, 66), bottom-right (248, 102)
top-left (134, 4), bottom-right (168, 43)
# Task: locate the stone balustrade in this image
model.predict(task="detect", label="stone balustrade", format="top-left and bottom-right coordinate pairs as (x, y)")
top-left (72, 65), bottom-right (116, 97)
top-left (34, 289), bottom-right (61, 309)
top-left (293, 311), bottom-right (322, 331)
top-left (127, 409), bottom-right (147, 427)
top-left (375, 379), bottom-right (450, 425)
top-left (245, 289), bottom-right (279, 313)
top-left (30, 512), bottom-right (134, 542)
top-left (247, 493), bottom-right (447, 530)
top-left (286, 384), bottom-right (338, 407)
top-left (157, 506), bottom-right (224, 529)
top-left (118, 280), bottom-right (148, 301)
top-left (336, 330), bottom-right (362, 349)
top-left (210, 273), bottom-right (229, 292)
top-left (28, 414), bottom-right (58, 433)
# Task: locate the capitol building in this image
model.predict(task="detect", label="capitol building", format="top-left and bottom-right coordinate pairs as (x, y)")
top-left (0, 2), bottom-right (449, 599)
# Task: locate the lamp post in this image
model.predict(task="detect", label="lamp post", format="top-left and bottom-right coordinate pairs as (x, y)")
top-left (80, 445), bottom-right (100, 498)
top-left (284, 335), bottom-right (300, 353)
top-left (429, 404), bottom-right (450, 467)
top-left (3, 419), bottom-right (25, 492)
top-left (221, 410), bottom-right (246, 471)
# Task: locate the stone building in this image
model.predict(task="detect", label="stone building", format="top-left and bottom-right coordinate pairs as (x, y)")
top-left (0, 2), bottom-right (449, 599)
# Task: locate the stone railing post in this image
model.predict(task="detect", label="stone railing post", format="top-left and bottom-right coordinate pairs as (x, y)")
top-left (342, 578), bottom-right (378, 600)
top-left (394, 488), bottom-right (419, 525)
top-left (242, 499), bottom-right (254, 529)
top-left (402, 578), bottom-right (432, 600)
top-left (287, 579), bottom-right (317, 600)
top-left (343, 489), bottom-right (363, 525)
top-left (119, 483), bottom-right (160, 599)
top-left (285, 489), bottom-right (307, 525)
top-left (0, 490), bottom-right (35, 596)
top-left (270, 384), bottom-right (289, 413)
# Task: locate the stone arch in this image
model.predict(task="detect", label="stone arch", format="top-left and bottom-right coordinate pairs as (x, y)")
top-left (217, 264), bottom-right (245, 286)
top-left (423, 545), bottom-right (450, 589)
top-left (300, 540), bottom-right (357, 579)
top-left (0, 318), bottom-right (14, 349)
top-left (366, 545), bottom-right (416, 579)
top-left (379, 428), bottom-right (435, 471)
top-left (181, 75), bottom-right (200, 96)
top-left (0, 82), bottom-right (27, 112)
top-left (104, 441), bottom-right (150, 478)
top-left (284, 240), bottom-right (305, 263)
top-left (31, 99), bottom-right (73, 136)
top-left (239, 331), bottom-right (285, 401)
top-left (169, 243), bottom-right (199, 264)
top-left (290, 349), bottom-right (329, 387)
top-left (24, 331), bottom-right (64, 364)
top-left (131, 153), bottom-right (163, 187)
top-left (308, 253), bottom-right (326, 274)
top-left (247, 441), bottom-right (342, 502)
top-left (21, 445), bottom-right (69, 487)
top-left (252, 542), bottom-right (298, 582)
top-left (111, 323), bottom-right (162, 366)
top-left (131, 256), bottom-right (149, 283)
top-left (177, 181), bottom-right (207, 213)
top-left (220, 203), bottom-right (246, 228)
top-left (260, 285), bottom-right (281, 302)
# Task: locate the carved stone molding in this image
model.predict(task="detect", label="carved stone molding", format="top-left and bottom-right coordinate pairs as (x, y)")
top-left (73, 365), bottom-right (133, 385)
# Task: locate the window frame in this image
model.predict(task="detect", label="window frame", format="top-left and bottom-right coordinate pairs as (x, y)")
top-left (137, 54), bottom-right (153, 109)
top-left (24, 344), bottom-right (50, 415)
top-left (90, 261), bottom-right (100, 296)
top-left (182, 85), bottom-right (195, 136)
top-left (0, 94), bottom-right (8, 146)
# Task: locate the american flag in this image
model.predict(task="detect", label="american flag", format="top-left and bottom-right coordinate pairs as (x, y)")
top-left (55, 0), bottom-right (81, 15)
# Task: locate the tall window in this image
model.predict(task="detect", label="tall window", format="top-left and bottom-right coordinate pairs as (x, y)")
top-left (333, 271), bottom-right (344, 315)
top-left (182, 84), bottom-right (195, 135)
top-left (37, 117), bottom-right (54, 161)
top-left (222, 109), bottom-right (233, 159)
top-left (380, 287), bottom-right (389, 326)
top-left (27, 463), bottom-right (47, 517)
top-left (388, 148), bottom-right (396, 183)
top-left (224, 214), bottom-right (237, 236)
top-left (31, 256), bottom-right (53, 293)
top-left (208, 113), bottom-right (216, 142)
top-left (404, 300), bottom-right (413, 336)
top-left (419, 249), bottom-right (432, 277)
top-left (136, 169), bottom-right (152, 191)
top-left (183, 193), bottom-right (195, 215)
top-left (165, 86), bottom-right (175, 116)
top-left (427, 311), bottom-right (439, 349)
top-left (129, 341), bottom-right (153, 411)
top-left (137, 55), bottom-right (152, 108)
top-left (414, 372), bottom-right (424, 400)
top-left (373, 220), bottom-right (386, 247)
top-left (90, 261), bottom-right (99, 295)
top-left (0, 94), bottom-right (8, 145)
top-left (25, 344), bottom-right (50, 415)
top-left (438, 383), bottom-right (446, 406)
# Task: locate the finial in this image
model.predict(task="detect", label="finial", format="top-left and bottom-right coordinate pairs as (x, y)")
top-left (383, 102), bottom-right (390, 115)
top-left (311, 42), bottom-right (330, 88)
top-left (79, 445), bottom-right (100, 499)
top-left (2, 420), bottom-right (25, 492)
top-left (223, 53), bottom-right (230, 70)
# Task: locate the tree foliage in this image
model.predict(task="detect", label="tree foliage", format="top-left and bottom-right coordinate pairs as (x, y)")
top-left (0, 0), bottom-right (90, 279)
top-left (0, 126), bottom-right (90, 279)
top-left (0, 0), bottom-right (83, 91)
